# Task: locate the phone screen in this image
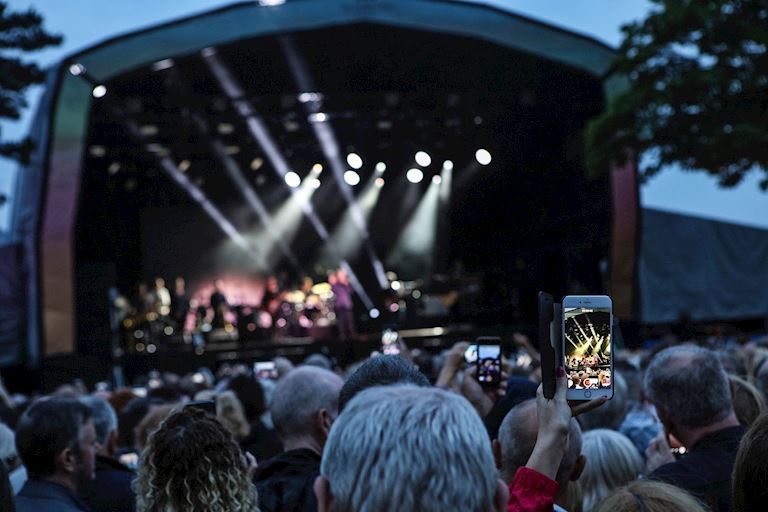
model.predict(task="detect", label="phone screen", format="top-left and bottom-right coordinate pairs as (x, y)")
top-left (381, 329), bottom-right (400, 355)
top-left (563, 307), bottom-right (612, 391)
top-left (254, 361), bottom-right (278, 379)
top-left (476, 344), bottom-right (501, 387)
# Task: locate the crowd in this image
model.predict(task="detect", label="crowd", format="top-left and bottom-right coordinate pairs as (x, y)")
top-left (2, 329), bottom-right (768, 512)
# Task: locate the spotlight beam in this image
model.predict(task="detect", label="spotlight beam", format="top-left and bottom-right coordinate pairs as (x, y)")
top-left (162, 66), bottom-right (302, 273)
top-left (203, 48), bottom-right (375, 310)
top-left (279, 35), bottom-right (389, 291)
top-left (121, 118), bottom-right (268, 270)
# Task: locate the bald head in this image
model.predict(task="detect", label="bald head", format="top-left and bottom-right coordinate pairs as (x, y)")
top-left (644, 345), bottom-right (732, 428)
top-left (271, 366), bottom-right (343, 441)
top-left (497, 399), bottom-right (582, 487)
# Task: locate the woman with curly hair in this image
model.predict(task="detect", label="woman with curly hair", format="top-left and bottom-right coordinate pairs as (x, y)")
top-left (134, 407), bottom-right (259, 512)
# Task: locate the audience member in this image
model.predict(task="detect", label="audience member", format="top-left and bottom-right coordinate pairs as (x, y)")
top-left (228, 374), bottom-right (283, 462)
top-left (14, 398), bottom-right (97, 512)
top-left (78, 396), bottom-right (135, 512)
top-left (315, 385), bottom-right (509, 512)
top-left (134, 403), bottom-right (177, 453)
top-left (594, 480), bottom-right (708, 512)
top-left (338, 355), bottom-right (429, 411)
top-left (134, 407), bottom-right (258, 512)
top-left (494, 398), bottom-right (585, 511)
top-left (731, 412), bottom-right (768, 512)
top-left (644, 345), bottom-right (745, 512)
top-left (580, 429), bottom-right (644, 510)
top-left (255, 366), bottom-right (343, 512)
top-left (728, 375), bottom-right (765, 426)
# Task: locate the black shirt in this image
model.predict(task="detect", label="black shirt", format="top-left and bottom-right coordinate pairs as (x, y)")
top-left (254, 448), bottom-right (321, 512)
top-left (649, 425), bottom-right (747, 512)
top-left (79, 455), bottom-right (136, 512)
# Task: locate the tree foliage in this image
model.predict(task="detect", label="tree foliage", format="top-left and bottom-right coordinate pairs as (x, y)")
top-left (0, 1), bottom-right (62, 163)
top-left (585, 0), bottom-right (768, 189)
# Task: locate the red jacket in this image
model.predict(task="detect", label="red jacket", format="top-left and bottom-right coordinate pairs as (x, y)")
top-left (507, 467), bottom-right (559, 512)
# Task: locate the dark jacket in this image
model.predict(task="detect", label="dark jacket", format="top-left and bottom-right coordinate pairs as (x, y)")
top-left (1, 461), bottom-right (15, 512)
top-left (254, 448), bottom-right (321, 512)
top-left (80, 455), bottom-right (136, 512)
top-left (14, 479), bottom-right (89, 512)
top-left (649, 425), bottom-right (747, 512)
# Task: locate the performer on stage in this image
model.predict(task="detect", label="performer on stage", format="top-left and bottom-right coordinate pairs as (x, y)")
top-left (170, 276), bottom-right (190, 332)
top-left (331, 269), bottom-right (356, 339)
top-left (154, 277), bottom-right (172, 316)
top-left (210, 280), bottom-right (228, 329)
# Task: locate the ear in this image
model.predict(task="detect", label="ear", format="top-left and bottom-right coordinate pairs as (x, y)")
top-left (314, 475), bottom-right (334, 512)
top-left (570, 454), bottom-right (586, 482)
top-left (107, 430), bottom-right (119, 457)
top-left (655, 406), bottom-right (674, 436)
top-left (316, 409), bottom-right (333, 439)
top-left (492, 439), bottom-right (502, 471)
top-left (58, 447), bottom-right (77, 475)
top-left (493, 478), bottom-right (510, 512)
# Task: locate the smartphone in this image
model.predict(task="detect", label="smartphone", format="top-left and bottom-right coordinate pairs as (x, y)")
top-left (538, 292), bottom-right (556, 399)
top-left (254, 361), bottom-right (278, 379)
top-left (562, 295), bottom-right (613, 401)
top-left (475, 337), bottom-right (502, 388)
top-left (381, 328), bottom-right (400, 355)
top-left (184, 399), bottom-right (216, 416)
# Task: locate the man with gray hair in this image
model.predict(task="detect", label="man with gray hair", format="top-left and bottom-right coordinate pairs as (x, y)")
top-left (494, 399), bottom-right (585, 511)
top-left (255, 366), bottom-right (343, 512)
top-left (644, 345), bottom-right (745, 512)
top-left (77, 396), bottom-right (135, 512)
top-left (314, 385), bottom-right (509, 512)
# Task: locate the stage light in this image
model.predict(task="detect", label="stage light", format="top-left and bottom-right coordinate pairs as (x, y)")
top-left (443, 160), bottom-right (454, 171)
top-left (432, 175), bottom-right (442, 184)
top-left (406, 168), bottom-right (424, 183)
top-left (69, 63), bottom-right (85, 76)
top-left (163, 326), bottom-right (174, 335)
top-left (218, 123), bottom-right (234, 134)
top-left (369, 308), bottom-right (380, 319)
top-left (89, 145), bottom-right (106, 157)
top-left (140, 125), bottom-right (158, 136)
top-left (347, 152), bottom-right (363, 170)
top-left (312, 163), bottom-right (323, 173)
top-left (376, 162), bottom-right (387, 173)
top-left (415, 151), bottom-right (432, 167)
top-left (92, 85), bottom-right (107, 98)
top-left (310, 178), bottom-right (322, 189)
top-left (375, 177), bottom-right (385, 187)
top-left (224, 145), bottom-right (240, 155)
top-left (391, 280), bottom-right (402, 291)
top-left (298, 92), bottom-right (322, 103)
top-left (344, 170), bottom-right (361, 186)
top-left (285, 171), bottom-right (301, 188)
top-left (250, 157), bottom-right (264, 171)
top-left (412, 290), bottom-right (422, 299)
top-left (475, 148), bottom-right (492, 166)
top-left (147, 344), bottom-right (157, 354)
top-left (178, 159), bottom-right (191, 172)
top-left (146, 143), bottom-right (164, 153)
top-left (151, 58), bottom-right (175, 71)
top-left (474, 116), bottom-right (483, 125)
top-left (201, 47), bottom-right (217, 57)
top-left (309, 112), bottom-right (327, 123)
top-left (108, 162), bottom-right (121, 175)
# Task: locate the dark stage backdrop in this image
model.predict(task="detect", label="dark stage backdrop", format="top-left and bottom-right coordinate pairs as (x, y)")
top-left (638, 208), bottom-right (768, 324)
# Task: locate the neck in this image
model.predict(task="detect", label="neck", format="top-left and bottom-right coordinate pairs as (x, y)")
top-left (676, 412), bottom-right (740, 449)
top-left (283, 436), bottom-right (323, 456)
top-left (42, 473), bottom-right (77, 494)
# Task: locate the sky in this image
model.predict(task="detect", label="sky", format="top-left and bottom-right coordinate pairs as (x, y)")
top-left (1, 0), bottom-right (765, 231)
